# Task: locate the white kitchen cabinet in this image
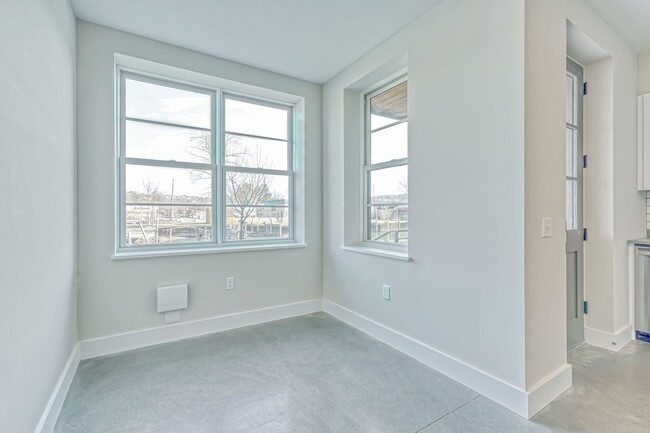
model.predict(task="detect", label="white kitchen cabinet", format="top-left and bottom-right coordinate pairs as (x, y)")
top-left (638, 93), bottom-right (650, 190)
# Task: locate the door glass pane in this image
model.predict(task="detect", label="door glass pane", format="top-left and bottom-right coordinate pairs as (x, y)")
top-left (566, 179), bottom-right (577, 230)
top-left (225, 133), bottom-right (288, 170)
top-left (368, 205), bottom-right (408, 245)
top-left (566, 73), bottom-right (576, 125)
top-left (370, 122), bottom-right (408, 164)
top-left (225, 98), bottom-right (288, 140)
top-left (368, 165), bottom-right (408, 204)
top-left (125, 120), bottom-right (211, 163)
top-left (125, 78), bottom-right (211, 128)
top-left (566, 127), bottom-right (577, 177)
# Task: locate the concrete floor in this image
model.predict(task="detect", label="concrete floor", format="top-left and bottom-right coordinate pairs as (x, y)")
top-left (55, 313), bottom-right (650, 433)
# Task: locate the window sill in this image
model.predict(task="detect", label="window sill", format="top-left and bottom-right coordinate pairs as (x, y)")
top-left (112, 242), bottom-right (307, 260)
top-left (341, 245), bottom-right (411, 262)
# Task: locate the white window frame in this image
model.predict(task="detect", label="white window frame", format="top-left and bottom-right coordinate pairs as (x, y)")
top-left (362, 75), bottom-right (408, 251)
top-left (114, 64), bottom-right (303, 258)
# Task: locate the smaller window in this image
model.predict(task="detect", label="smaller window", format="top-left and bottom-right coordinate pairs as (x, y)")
top-left (364, 77), bottom-right (408, 247)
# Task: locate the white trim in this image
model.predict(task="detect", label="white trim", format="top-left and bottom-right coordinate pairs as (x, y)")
top-left (322, 299), bottom-right (571, 419)
top-left (112, 241), bottom-right (307, 260)
top-left (629, 243), bottom-right (636, 341)
top-left (114, 59), bottom-right (305, 257)
top-left (584, 324), bottom-right (633, 352)
top-left (79, 299), bottom-right (321, 359)
top-left (341, 245), bottom-right (411, 261)
top-left (34, 343), bottom-right (80, 433)
top-left (526, 364), bottom-right (572, 417)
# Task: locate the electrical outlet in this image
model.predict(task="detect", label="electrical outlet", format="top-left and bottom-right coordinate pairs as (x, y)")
top-left (226, 277), bottom-right (235, 291)
top-left (382, 284), bottom-right (390, 300)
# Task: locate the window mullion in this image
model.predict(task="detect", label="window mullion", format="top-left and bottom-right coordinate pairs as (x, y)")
top-left (215, 88), bottom-right (223, 246)
top-left (118, 71), bottom-right (127, 250)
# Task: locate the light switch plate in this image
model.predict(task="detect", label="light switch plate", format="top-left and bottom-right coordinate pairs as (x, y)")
top-left (542, 217), bottom-right (552, 238)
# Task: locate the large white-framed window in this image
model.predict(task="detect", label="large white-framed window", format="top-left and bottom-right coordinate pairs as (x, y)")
top-left (363, 76), bottom-right (408, 249)
top-left (116, 68), bottom-right (298, 256)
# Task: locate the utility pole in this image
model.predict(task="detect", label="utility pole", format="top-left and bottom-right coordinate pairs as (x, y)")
top-left (170, 178), bottom-right (175, 221)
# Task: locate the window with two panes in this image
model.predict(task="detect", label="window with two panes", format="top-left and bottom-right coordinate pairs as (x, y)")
top-left (364, 77), bottom-right (408, 247)
top-left (119, 73), bottom-right (293, 250)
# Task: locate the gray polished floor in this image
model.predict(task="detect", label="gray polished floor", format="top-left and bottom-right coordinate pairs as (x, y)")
top-left (55, 313), bottom-right (650, 433)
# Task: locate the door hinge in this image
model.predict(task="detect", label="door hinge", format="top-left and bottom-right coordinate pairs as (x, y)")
top-left (583, 82), bottom-right (588, 95)
top-left (583, 301), bottom-right (588, 315)
top-left (583, 228), bottom-right (588, 241)
top-left (583, 154), bottom-right (588, 168)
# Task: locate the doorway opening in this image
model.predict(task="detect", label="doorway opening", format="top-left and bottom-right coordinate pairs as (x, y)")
top-left (566, 57), bottom-right (585, 352)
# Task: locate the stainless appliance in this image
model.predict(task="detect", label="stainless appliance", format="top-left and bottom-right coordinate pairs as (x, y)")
top-left (635, 244), bottom-right (650, 341)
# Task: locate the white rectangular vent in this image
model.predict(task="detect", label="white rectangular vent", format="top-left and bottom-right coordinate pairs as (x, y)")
top-left (157, 284), bottom-right (188, 313)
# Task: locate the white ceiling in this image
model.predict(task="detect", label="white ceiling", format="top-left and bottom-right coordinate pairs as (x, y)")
top-left (70, 0), bottom-right (442, 83)
top-left (583, 0), bottom-right (650, 54)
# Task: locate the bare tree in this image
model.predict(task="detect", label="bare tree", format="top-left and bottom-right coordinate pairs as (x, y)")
top-left (226, 171), bottom-right (272, 239)
top-left (187, 132), bottom-right (275, 240)
top-left (140, 178), bottom-right (164, 223)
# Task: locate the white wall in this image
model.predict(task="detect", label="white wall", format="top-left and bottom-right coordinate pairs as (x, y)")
top-left (524, 0), bottom-right (642, 384)
top-left (76, 22), bottom-right (322, 340)
top-left (323, 0), bottom-right (527, 392)
top-left (639, 51), bottom-right (650, 95)
top-left (0, 1), bottom-right (77, 432)
top-left (583, 58), bottom-right (614, 332)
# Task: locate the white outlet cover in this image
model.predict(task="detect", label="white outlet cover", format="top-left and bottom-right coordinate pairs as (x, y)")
top-left (382, 284), bottom-right (390, 300)
top-left (226, 277), bottom-right (235, 290)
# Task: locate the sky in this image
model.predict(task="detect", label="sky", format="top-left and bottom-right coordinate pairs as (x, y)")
top-left (124, 77), bottom-right (406, 203)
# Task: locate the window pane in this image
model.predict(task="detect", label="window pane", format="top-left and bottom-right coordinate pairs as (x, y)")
top-left (125, 78), bottom-right (211, 128)
top-left (125, 120), bottom-right (211, 163)
top-left (370, 122), bottom-right (408, 164)
top-left (370, 81), bottom-right (407, 131)
top-left (125, 164), bottom-right (212, 205)
top-left (566, 73), bottom-right (575, 125)
top-left (225, 98), bottom-right (288, 140)
top-left (368, 205), bottom-right (408, 245)
top-left (566, 179), bottom-right (577, 230)
top-left (225, 206), bottom-right (290, 241)
top-left (566, 127), bottom-right (577, 177)
top-left (125, 205), bottom-right (212, 245)
top-left (225, 172), bottom-right (288, 206)
top-left (368, 165), bottom-right (408, 204)
top-left (225, 133), bottom-right (288, 170)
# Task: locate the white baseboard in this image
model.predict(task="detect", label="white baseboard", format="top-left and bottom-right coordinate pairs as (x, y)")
top-left (526, 363), bottom-right (572, 417)
top-left (584, 324), bottom-right (633, 352)
top-left (322, 299), bottom-right (571, 419)
top-left (34, 343), bottom-right (80, 433)
top-left (80, 299), bottom-right (322, 359)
